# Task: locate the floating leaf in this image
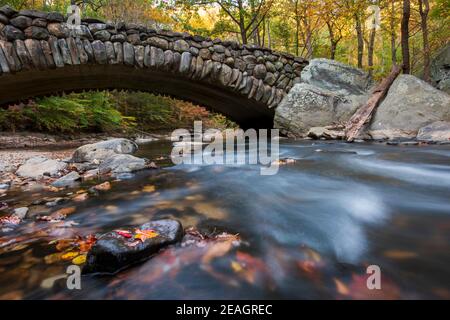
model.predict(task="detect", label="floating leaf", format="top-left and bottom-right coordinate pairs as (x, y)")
top-left (142, 185), bottom-right (156, 193)
top-left (72, 254), bottom-right (87, 265)
top-left (334, 278), bottom-right (350, 296)
top-left (383, 250), bottom-right (418, 260)
top-left (61, 251), bottom-right (79, 261)
top-left (94, 182), bottom-right (111, 191)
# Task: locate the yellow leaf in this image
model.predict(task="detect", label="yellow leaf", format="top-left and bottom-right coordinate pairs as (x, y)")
top-left (384, 250), bottom-right (417, 259)
top-left (231, 261), bottom-right (243, 273)
top-left (72, 254), bottom-right (87, 265)
top-left (61, 251), bottom-right (79, 261)
top-left (134, 229), bottom-right (159, 242)
top-left (142, 185), bottom-right (156, 193)
top-left (334, 278), bottom-right (350, 296)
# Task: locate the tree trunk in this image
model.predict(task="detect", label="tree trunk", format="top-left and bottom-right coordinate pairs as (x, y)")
top-left (367, 17), bottom-right (377, 76)
top-left (390, 0), bottom-right (397, 65)
top-left (345, 65), bottom-right (402, 142)
top-left (419, 0), bottom-right (431, 82)
top-left (354, 13), bottom-right (364, 69)
top-left (401, 0), bottom-right (411, 74)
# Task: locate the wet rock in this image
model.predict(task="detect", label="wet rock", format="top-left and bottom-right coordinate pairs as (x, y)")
top-left (417, 121), bottom-right (450, 143)
top-left (83, 219), bottom-right (184, 274)
top-left (51, 171), bottom-right (81, 188)
top-left (99, 154), bottom-right (147, 174)
top-left (307, 126), bottom-right (345, 140)
top-left (72, 139), bottom-right (138, 163)
top-left (368, 75), bottom-right (450, 140)
top-left (13, 207), bottom-right (28, 219)
top-left (16, 156), bottom-right (68, 179)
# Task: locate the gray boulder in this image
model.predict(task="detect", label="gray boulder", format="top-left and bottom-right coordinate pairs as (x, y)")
top-left (431, 45), bottom-right (450, 94)
top-left (52, 171), bottom-right (81, 188)
top-left (301, 58), bottom-right (373, 96)
top-left (417, 121), bottom-right (450, 143)
top-left (72, 138), bottom-right (138, 163)
top-left (274, 83), bottom-right (368, 137)
top-left (83, 219), bottom-right (184, 274)
top-left (99, 154), bottom-right (147, 174)
top-left (368, 75), bottom-right (450, 140)
top-left (16, 156), bottom-right (67, 179)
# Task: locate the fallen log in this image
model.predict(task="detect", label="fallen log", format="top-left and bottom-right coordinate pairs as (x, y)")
top-left (345, 65), bottom-right (402, 142)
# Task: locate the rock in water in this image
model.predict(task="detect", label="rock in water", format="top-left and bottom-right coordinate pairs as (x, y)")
top-left (72, 138), bottom-right (138, 163)
top-left (368, 75), bottom-right (450, 140)
top-left (274, 83), bottom-right (368, 137)
top-left (16, 156), bottom-right (67, 179)
top-left (51, 171), bottom-right (81, 187)
top-left (83, 220), bottom-right (184, 274)
top-left (98, 154), bottom-right (147, 174)
top-left (274, 58), bottom-right (371, 138)
top-left (417, 121), bottom-right (450, 143)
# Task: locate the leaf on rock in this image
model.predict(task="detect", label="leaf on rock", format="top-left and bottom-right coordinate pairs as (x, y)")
top-left (134, 229), bottom-right (159, 242)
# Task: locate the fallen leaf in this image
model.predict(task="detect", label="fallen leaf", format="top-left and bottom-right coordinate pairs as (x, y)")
top-left (334, 278), bottom-right (350, 296)
top-left (72, 254), bottom-right (87, 265)
top-left (73, 193), bottom-right (89, 202)
top-left (383, 250), bottom-right (418, 259)
top-left (0, 215), bottom-right (21, 226)
top-left (61, 251), bottom-right (79, 261)
top-left (142, 185), bottom-right (156, 193)
top-left (94, 182), bottom-right (111, 191)
top-left (134, 229), bottom-right (159, 242)
top-left (115, 230), bottom-right (132, 238)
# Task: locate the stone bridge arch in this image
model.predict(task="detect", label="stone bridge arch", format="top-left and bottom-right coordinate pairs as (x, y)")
top-left (0, 6), bottom-right (307, 127)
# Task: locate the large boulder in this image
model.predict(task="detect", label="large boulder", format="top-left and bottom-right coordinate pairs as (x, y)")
top-left (72, 138), bottom-right (138, 163)
top-left (83, 219), bottom-right (184, 274)
top-left (301, 58), bottom-right (373, 96)
top-left (274, 83), bottom-right (368, 137)
top-left (368, 75), bottom-right (450, 140)
top-left (416, 121), bottom-right (450, 143)
top-left (16, 156), bottom-right (67, 179)
top-left (274, 59), bottom-right (372, 137)
top-left (431, 45), bottom-right (450, 94)
top-left (98, 154), bottom-right (147, 174)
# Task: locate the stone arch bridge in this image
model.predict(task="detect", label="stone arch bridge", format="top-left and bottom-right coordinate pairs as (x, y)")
top-left (0, 6), bottom-right (307, 127)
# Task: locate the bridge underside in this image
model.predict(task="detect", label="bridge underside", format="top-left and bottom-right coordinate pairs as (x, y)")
top-left (0, 65), bottom-right (274, 129)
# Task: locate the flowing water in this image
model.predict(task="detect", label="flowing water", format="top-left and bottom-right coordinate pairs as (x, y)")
top-left (1, 140), bottom-right (450, 300)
